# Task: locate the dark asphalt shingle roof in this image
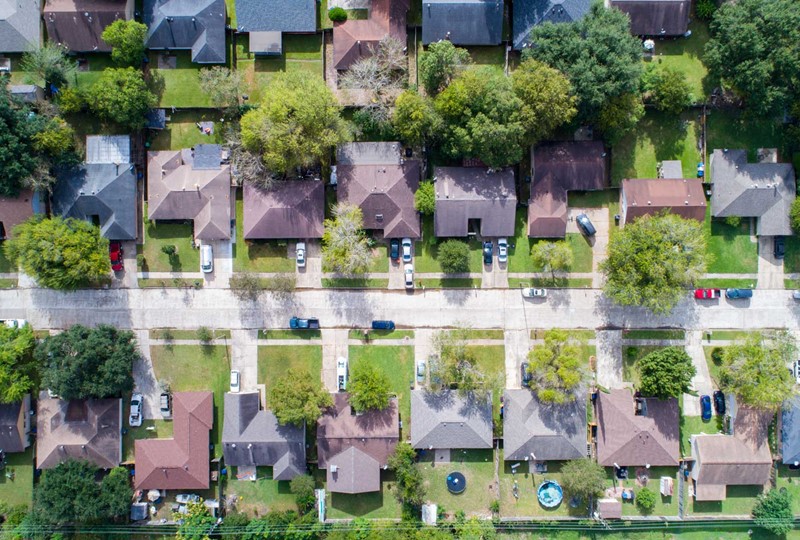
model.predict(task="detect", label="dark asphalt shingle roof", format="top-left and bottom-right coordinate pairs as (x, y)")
top-left (422, 0), bottom-right (504, 46)
top-left (43, 0), bottom-right (132, 53)
top-left (144, 0), bottom-right (227, 64)
top-left (512, 0), bottom-right (591, 49)
top-left (610, 0), bottom-right (690, 36)
top-left (0, 394), bottom-right (30, 453)
top-left (235, 0), bottom-right (316, 33)
top-left (433, 167), bottom-right (516, 237)
top-left (0, 0), bottom-right (41, 53)
top-left (410, 390), bottom-right (493, 450)
top-left (244, 180), bottom-right (324, 239)
top-left (783, 396), bottom-right (800, 465)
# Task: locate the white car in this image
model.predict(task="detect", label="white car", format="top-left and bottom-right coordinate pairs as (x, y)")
top-left (401, 238), bottom-right (412, 263)
top-left (200, 244), bottom-right (213, 273)
top-left (497, 238), bottom-right (508, 263)
top-left (794, 360), bottom-right (800, 385)
top-left (2, 319), bottom-right (27, 329)
top-left (230, 370), bottom-right (240, 393)
top-left (296, 242), bottom-right (306, 268)
top-left (404, 263), bottom-right (414, 289)
top-left (522, 288), bottom-right (547, 298)
top-left (129, 392), bottom-right (143, 427)
top-left (336, 358), bottom-right (348, 391)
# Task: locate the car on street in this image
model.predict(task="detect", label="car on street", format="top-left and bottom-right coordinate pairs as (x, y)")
top-left (129, 392), bottom-right (143, 427)
top-left (694, 288), bottom-right (721, 299)
top-left (793, 291), bottom-right (800, 300)
top-left (713, 390), bottom-right (726, 415)
top-left (289, 317), bottom-right (320, 329)
top-left (775, 236), bottom-right (786, 259)
top-left (520, 362), bottom-right (532, 387)
top-left (522, 288), bottom-right (547, 298)
top-left (725, 288), bottom-right (753, 299)
top-left (295, 242), bottom-right (306, 268)
top-left (483, 241), bottom-right (493, 265)
top-left (390, 239), bottom-right (400, 262)
top-left (401, 238), bottom-right (412, 263)
top-left (159, 391), bottom-right (172, 418)
top-left (416, 361), bottom-right (426, 384)
top-left (337, 357), bottom-right (348, 391)
top-left (109, 241), bottom-right (123, 272)
top-left (497, 238), bottom-right (508, 264)
top-left (700, 395), bottom-right (712, 421)
top-left (230, 370), bottom-right (240, 393)
top-left (576, 213), bottom-right (596, 236)
top-left (371, 320), bottom-right (395, 330)
top-left (794, 360), bottom-right (800, 385)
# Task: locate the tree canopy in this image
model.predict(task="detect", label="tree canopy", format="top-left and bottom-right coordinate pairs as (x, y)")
top-left (387, 443), bottom-right (426, 515)
top-left (269, 369), bottom-right (333, 426)
top-left (241, 71), bottom-right (350, 176)
top-left (101, 20), bottom-right (147, 67)
top-left (322, 204), bottom-right (372, 275)
top-left (752, 488), bottom-right (793, 536)
top-left (642, 65), bottom-right (694, 115)
top-left (414, 181), bottom-right (435, 215)
top-left (4, 216), bottom-right (111, 289)
top-left (418, 40), bottom-right (471, 96)
top-left (392, 91), bottom-right (441, 147)
top-left (638, 347), bottom-right (696, 399)
top-left (600, 213), bottom-right (707, 314)
top-left (0, 323), bottom-right (37, 404)
top-left (175, 501), bottom-right (216, 540)
top-left (20, 42), bottom-right (76, 87)
top-left (530, 240), bottom-right (573, 282)
top-left (430, 328), bottom-right (498, 396)
top-left (511, 58), bottom-right (577, 144)
top-left (198, 66), bottom-right (243, 113)
top-left (438, 239), bottom-right (470, 274)
top-left (348, 359), bottom-right (392, 413)
top-left (36, 324), bottom-right (137, 400)
top-left (560, 459), bottom-right (606, 499)
top-left (85, 67), bottom-right (156, 129)
top-left (0, 86), bottom-right (53, 197)
top-left (527, 329), bottom-right (587, 404)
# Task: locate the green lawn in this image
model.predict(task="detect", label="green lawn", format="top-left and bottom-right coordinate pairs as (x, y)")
top-left (611, 110), bottom-right (701, 186)
top-left (348, 329), bottom-right (415, 340)
top-left (0, 278), bottom-right (17, 288)
top-left (349, 346), bottom-right (414, 432)
top-left (680, 413), bottom-right (724, 458)
top-left (150, 345), bottom-right (231, 458)
top-left (418, 449), bottom-right (497, 517)
top-left (463, 329), bottom-right (505, 340)
top-left (122, 419), bottom-right (173, 462)
top-left (259, 329), bottom-right (322, 340)
top-left (567, 189), bottom-right (620, 209)
top-left (72, 53), bottom-right (115, 89)
top-left (149, 329), bottom-right (231, 340)
top-left (508, 209), bottom-right (593, 273)
top-left (138, 204), bottom-right (200, 273)
top-left (148, 110), bottom-right (225, 151)
top-left (775, 466), bottom-right (800, 514)
top-left (623, 329), bottom-right (686, 341)
top-left (695, 278), bottom-right (757, 288)
top-left (414, 215), bottom-right (484, 273)
top-left (531, 329), bottom-right (596, 341)
top-left (604, 466), bottom-right (680, 517)
top-left (5, 53), bottom-right (41, 86)
top-left (467, 344), bottom-right (506, 431)
top-left (0, 248), bottom-right (14, 273)
top-left (704, 330), bottom-right (753, 341)
top-left (0, 446), bottom-right (33, 508)
top-left (468, 46), bottom-right (505, 72)
top-left (704, 207), bottom-right (758, 274)
top-left (322, 278), bottom-right (389, 288)
top-left (508, 277), bottom-right (593, 288)
top-left (622, 345), bottom-right (662, 387)
top-left (233, 196), bottom-right (296, 273)
top-left (257, 345), bottom-right (323, 408)
top-left (148, 51), bottom-right (211, 108)
top-left (318, 0), bottom-right (369, 29)
top-left (707, 110), bottom-right (789, 164)
top-left (687, 484), bottom-right (763, 516)
top-left (418, 278), bottom-right (480, 288)
top-left (499, 457), bottom-right (589, 517)
top-left (326, 471), bottom-right (402, 519)
top-left (138, 278), bottom-right (203, 288)
top-left (645, 17), bottom-right (712, 99)
top-left (784, 235), bottom-right (800, 273)
top-left (703, 346), bottom-right (723, 387)
top-left (238, 34), bottom-right (323, 103)
top-left (224, 466), bottom-right (298, 517)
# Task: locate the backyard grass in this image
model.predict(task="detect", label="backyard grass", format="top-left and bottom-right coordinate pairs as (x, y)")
top-left (707, 110), bottom-right (789, 164)
top-left (775, 466), bottom-right (800, 514)
top-left (621, 345), bottom-right (661, 386)
top-left (349, 346), bottom-right (414, 432)
top-left (149, 329), bottom-right (231, 340)
top-left (122, 419), bottom-right (174, 462)
top-left (604, 466), bottom-right (680, 517)
top-left (327, 471), bottom-right (403, 519)
top-left (322, 278), bottom-right (389, 288)
top-left (418, 449), bottom-right (497, 517)
top-left (348, 329), bottom-right (415, 340)
top-left (567, 189), bottom-right (620, 209)
top-left (148, 110), bottom-right (225, 151)
top-left (414, 216), bottom-right (484, 273)
top-left (499, 457), bottom-right (590, 518)
top-left (0, 446), bottom-right (33, 507)
top-left (237, 34), bottom-right (323, 102)
top-left (259, 329), bottom-right (322, 340)
top-left (508, 210), bottom-right (593, 273)
top-left (704, 208), bottom-right (758, 274)
top-left (148, 51), bottom-right (211, 108)
top-left (418, 278), bottom-right (480, 289)
top-left (150, 345), bottom-right (231, 458)
top-left (622, 329), bottom-right (686, 341)
top-left (233, 196), bottom-right (296, 273)
top-left (5, 53), bottom-right (41, 86)
top-left (72, 53), bottom-right (115, 89)
top-left (257, 345), bottom-right (323, 407)
top-left (139, 204), bottom-right (200, 273)
top-left (468, 46), bottom-right (505, 72)
top-left (645, 17), bottom-right (712, 99)
top-left (225, 466), bottom-right (298, 517)
top-left (687, 484), bottom-right (763, 516)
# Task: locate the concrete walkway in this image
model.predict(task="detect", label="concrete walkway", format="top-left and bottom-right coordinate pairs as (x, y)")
top-left (503, 329), bottom-right (530, 389)
top-left (595, 330), bottom-right (624, 389)
top-left (683, 330), bottom-right (715, 417)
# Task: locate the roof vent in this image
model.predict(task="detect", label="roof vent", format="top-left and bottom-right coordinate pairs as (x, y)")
top-left (685, 201), bottom-right (689, 205)
top-left (647, 201), bottom-right (651, 205)
top-left (331, 465), bottom-right (338, 472)
top-left (376, 214), bottom-right (383, 222)
top-left (231, 443), bottom-right (236, 448)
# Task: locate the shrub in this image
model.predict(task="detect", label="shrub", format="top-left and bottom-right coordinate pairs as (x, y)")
top-left (711, 346), bottom-right (724, 365)
top-left (414, 181), bottom-right (435, 215)
top-left (790, 198), bottom-right (800, 234)
top-left (636, 487), bottom-right (656, 513)
top-left (695, 0), bottom-right (716, 21)
top-left (290, 475), bottom-right (316, 512)
top-left (438, 239), bottom-right (470, 273)
top-left (753, 488), bottom-right (793, 535)
top-left (57, 87), bottom-right (86, 114)
top-left (328, 7), bottom-right (347, 22)
top-left (725, 215), bottom-right (742, 228)
top-left (161, 245), bottom-right (176, 256)
top-left (196, 326), bottom-right (213, 343)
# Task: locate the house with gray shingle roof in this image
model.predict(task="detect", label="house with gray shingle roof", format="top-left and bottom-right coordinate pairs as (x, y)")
top-left (144, 0), bottom-right (227, 64)
top-left (410, 390), bottom-right (493, 451)
top-left (782, 396), bottom-right (800, 466)
top-left (512, 0), bottom-right (591, 50)
top-left (422, 0), bottom-right (504, 46)
top-left (710, 149), bottom-right (796, 236)
top-left (235, 0), bottom-right (316, 56)
top-left (0, 0), bottom-right (41, 53)
top-left (433, 167), bottom-right (516, 238)
top-left (0, 394), bottom-right (31, 454)
top-left (222, 392), bottom-right (305, 481)
top-left (503, 389), bottom-right (586, 462)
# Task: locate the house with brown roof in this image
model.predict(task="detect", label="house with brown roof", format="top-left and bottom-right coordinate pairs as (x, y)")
top-left (596, 389), bottom-right (679, 467)
top-left (147, 145), bottom-right (232, 241)
top-left (690, 404), bottom-right (772, 501)
top-left (135, 392), bottom-right (213, 490)
top-left (336, 142), bottom-right (421, 239)
top-left (36, 392), bottom-right (122, 470)
top-left (0, 394), bottom-right (31, 454)
top-left (620, 178), bottom-right (706, 226)
top-left (0, 189), bottom-right (38, 239)
top-left (243, 180), bottom-right (324, 240)
top-left (610, 0), bottom-right (690, 37)
top-left (43, 0), bottom-right (134, 53)
top-left (529, 141), bottom-right (607, 238)
top-left (317, 393), bottom-right (399, 494)
top-left (433, 167), bottom-right (516, 238)
top-left (333, 0), bottom-right (409, 70)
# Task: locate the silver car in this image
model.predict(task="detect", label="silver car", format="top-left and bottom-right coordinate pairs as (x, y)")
top-left (522, 288), bottom-right (547, 298)
top-left (497, 238), bottom-right (508, 263)
top-left (296, 242), bottom-right (306, 268)
top-left (129, 392), bottom-right (143, 427)
top-left (404, 263), bottom-right (414, 289)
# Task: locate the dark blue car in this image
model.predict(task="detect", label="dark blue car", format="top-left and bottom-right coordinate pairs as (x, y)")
top-left (700, 395), bottom-right (712, 421)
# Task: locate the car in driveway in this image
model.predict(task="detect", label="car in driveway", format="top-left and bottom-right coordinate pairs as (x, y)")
top-left (109, 241), bottom-right (123, 272)
top-left (200, 244), bottom-right (213, 273)
top-left (794, 360), bottom-right (800, 385)
top-left (483, 241), bottom-right (493, 265)
top-left (404, 263), bottom-right (414, 289)
top-left (576, 213), bottom-right (596, 236)
top-left (336, 358), bottom-right (348, 391)
top-left (2, 319), bottom-right (27, 329)
top-left (520, 362), bottom-right (532, 387)
top-left (401, 238), bottom-right (412, 263)
top-left (694, 288), bottom-right (720, 299)
top-left (390, 239), bottom-right (400, 262)
top-left (700, 395), bottom-right (712, 421)
top-left (289, 317), bottom-right (320, 329)
top-left (725, 288), bottom-right (753, 299)
top-left (775, 236), bottom-right (786, 259)
top-left (230, 370), bottom-right (240, 393)
top-left (713, 390), bottom-right (726, 415)
top-left (497, 238), bottom-right (508, 264)
top-left (295, 242), bottom-right (306, 268)
top-left (129, 392), bottom-right (143, 427)
top-left (416, 361), bottom-right (426, 384)
top-left (522, 288), bottom-right (547, 298)
top-left (159, 391), bottom-right (172, 418)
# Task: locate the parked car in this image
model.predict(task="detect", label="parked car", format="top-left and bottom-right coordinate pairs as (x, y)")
top-left (109, 241), bottom-right (123, 272)
top-left (230, 370), bottom-right (240, 393)
top-left (694, 288), bottom-right (721, 299)
top-left (520, 362), bottom-right (532, 387)
top-left (289, 317), bottom-right (320, 329)
top-left (522, 288), bottom-right (547, 298)
top-left (200, 244), bottom-right (213, 273)
top-left (793, 290), bottom-right (800, 300)
top-left (775, 236), bottom-right (786, 259)
top-left (401, 238), bottom-right (412, 263)
top-left (390, 239), bottom-right (400, 262)
top-left (416, 361), bottom-right (426, 383)
top-left (497, 238), bottom-right (508, 264)
top-left (371, 320), bottom-right (395, 330)
top-left (713, 390), bottom-right (726, 415)
top-left (159, 391), bottom-right (172, 417)
top-left (404, 263), bottom-right (414, 289)
top-left (483, 241), bottom-right (493, 265)
top-left (794, 360), bottom-right (800, 385)
top-left (576, 213), bottom-right (596, 236)
top-left (336, 357), bottom-right (348, 391)
top-left (725, 288), bottom-right (753, 299)
top-left (700, 395), bottom-right (712, 421)
top-left (129, 392), bottom-right (143, 427)
top-left (295, 242), bottom-right (306, 268)
top-left (2, 319), bottom-right (27, 329)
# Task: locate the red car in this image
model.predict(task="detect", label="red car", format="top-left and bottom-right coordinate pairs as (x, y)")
top-left (694, 288), bottom-right (720, 299)
top-left (109, 241), bottom-right (123, 271)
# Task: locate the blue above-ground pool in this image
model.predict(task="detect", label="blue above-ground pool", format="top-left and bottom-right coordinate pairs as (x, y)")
top-left (447, 472), bottom-right (467, 494)
top-left (537, 480), bottom-right (563, 508)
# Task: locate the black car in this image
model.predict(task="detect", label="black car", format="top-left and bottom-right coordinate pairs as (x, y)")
top-left (713, 390), bottom-right (726, 415)
top-left (576, 213), bottom-right (596, 236)
top-left (520, 362), bottom-right (532, 387)
top-left (774, 236), bottom-right (786, 259)
top-left (483, 242), bottom-right (493, 265)
top-left (390, 239), bottom-right (400, 261)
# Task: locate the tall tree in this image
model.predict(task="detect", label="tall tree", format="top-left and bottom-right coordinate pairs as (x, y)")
top-left (752, 489), bottom-right (793, 536)
top-left (322, 204), bottom-right (372, 275)
top-left (4, 216), bottom-right (111, 289)
top-left (596, 92), bottom-right (644, 144)
top-left (348, 360), bottom-right (391, 413)
top-left (530, 241), bottom-right (573, 282)
top-left (36, 324), bottom-right (137, 400)
top-left (198, 66), bottom-right (243, 113)
top-left (430, 328), bottom-right (498, 395)
top-left (511, 58), bottom-right (577, 144)
top-left (85, 67), bottom-right (156, 129)
top-left (637, 347), bottom-right (696, 399)
top-left (101, 20), bottom-right (147, 67)
top-left (269, 369), bottom-right (333, 427)
top-left (0, 323), bottom-right (37, 403)
top-left (527, 329), bottom-right (587, 404)
top-left (20, 42), bottom-right (77, 87)
top-left (392, 91), bottom-right (442, 147)
top-left (600, 213), bottom-right (707, 315)
top-left (560, 458), bottom-right (606, 499)
top-left (175, 501), bottom-right (216, 540)
top-left (418, 40), bottom-right (471, 96)
top-left (0, 86), bottom-right (50, 197)
top-left (241, 71), bottom-right (350, 176)
top-left (387, 443), bottom-right (426, 511)
top-left (642, 65), bottom-right (694, 115)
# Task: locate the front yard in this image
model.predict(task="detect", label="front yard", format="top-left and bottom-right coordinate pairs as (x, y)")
top-left (234, 196), bottom-right (297, 273)
top-left (0, 446), bottom-right (33, 508)
top-left (507, 209), bottom-right (593, 274)
top-left (257, 345), bottom-right (323, 408)
top-left (138, 204), bottom-right (200, 273)
top-left (704, 208), bottom-right (758, 274)
top-left (414, 216), bottom-right (484, 273)
top-left (349, 345), bottom-right (414, 432)
top-left (417, 449), bottom-right (496, 517)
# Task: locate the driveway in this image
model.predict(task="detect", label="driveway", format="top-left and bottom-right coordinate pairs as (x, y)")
top-left (296, 240), bottom-right (322, 288)
top-left (321, 328), bottom-right (349, 392)
top-left (595, 330), bottom-right (624, 389)
top-left (504, 329), bottom-right (530, 389)
top-left (757, 236), bottom-right (784, 290)
top-left (683, 330), bottom-right (715, 416)
top-left (567, 208), bottom-right (609, 288)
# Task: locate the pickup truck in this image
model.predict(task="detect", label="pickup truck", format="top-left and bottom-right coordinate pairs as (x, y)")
top-left (290, 317), bottom-right (320, 329)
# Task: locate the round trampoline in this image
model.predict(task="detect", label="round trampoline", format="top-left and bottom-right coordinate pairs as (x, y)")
top-left (537, 480), bottom-right (563, 508)
top-left (446, 472), bottom-right (467, 494)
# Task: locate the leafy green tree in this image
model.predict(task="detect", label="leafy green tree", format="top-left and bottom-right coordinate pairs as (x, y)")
top-left (596, 92), bottom-right (645, 144)
top-left (229, 272), bottom-right (263, 302)
top-left (454, 516), bottom-right (495, 540)
top-left (322, 204), bottom-right (372, 275)
top-left (752, 488), bottom-right (793, 536)
top-left (523, 4), bottom-right (642, 122)
top-left (101, 19), bottom-right (147, 67)
top-left (720, 330), bottom-right (796, 410)
top-left (196, 326), bottom-right (213, 343)
top-left (388, 443), bottom-right (426, 511)
top-left (36, 324), bottom-right (137, 399)
top-left (527, 330), bottom-right (587, 404)
top-left (269, 369), bottom-right (333, 426)
top-left (31, 117), bottom-right (76, 164)
top-left (638, 347), bottom-right (696, 399)
top-left (241, 71), bottom-right (349, 175)
top-left (642, 65), bottom-right (693, 115)
top-left (790, 198), bottom-right (800, 234)
top-left (175, 501), bottom-right (216, 540)
top-left (636, 487), bottom-right (656, 514)
top-left (414, 181), bottom-right (435, 215)
top-left (289, 475), bottom-right (316, 512)
top-left (601, 213), bottom-right (707, 315)
top-left (348, 360), bottom-right (391, 413)
top-left (0, 87), bottom-right (50, 196)
top-left (561, 459), bottom-right (606, 499)
top-left (430, 328), bottom-right (498, 395)
top-left (530, 241), bottom-right (573, 282)
top-left (20, 42), bottom-right (76, 87)
top-left (328, 6), bottom-right (348, 22)
top-left (198, 66), bottom-right (243, 112)
top-left (85, 67), bottom-right (156, 129)
top-left (220, 512), bottom-right (250, 537)
top-left (0, 323), bottom-right (37, 403)
top-left (392, 91), bottom-right (442, 147)
top-left (511, 58), bottom-right (577, 144)
top-left (438, 239), bottom-right (470, 273)
top-left (705, 0), bottom-right (800, 116)
top-left (4, 216), bottom-right (110, 289)
top-left (418, 40), bottom-right (471, 96)
top-left (57, 87), bottom-right (86, 114)
top-left (100, 467), bottom-right (134, 520)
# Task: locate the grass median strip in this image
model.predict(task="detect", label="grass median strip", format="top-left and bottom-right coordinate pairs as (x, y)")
top-left (259, 329), bottom-right (321, 340)
top-left (322, 278), bottom-right (389, 288)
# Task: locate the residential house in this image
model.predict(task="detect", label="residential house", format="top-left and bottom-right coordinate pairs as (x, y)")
top-left (317, 393), bottom-right (399, 494)
top-left (783, 396), bottom-right (800, 466)
top-left (710, 148), bottom-right (796, 236)
top-left (36, 392), bottom-right (122, 469)
top-left (147, 145), bottom-right (232, 241)
top-left (235, 0), bottom-right (316, 56)
top-left (0, 189), bottom-right (38, 239)
top-left (143, 0), bottom-right (227, 64)
top-left (529, 141), bottom-right (607, 238)
top-left (512, 0), bottom-right (591, 50)
top-left (135, 392), bottom-right (213, 490)
top-left (610, 0), bottom-right (690, 37)
top-left (222, 392), bottom-right (305, 480)
top-left (0, 0), bottom-right (40, 53)
top-left (690, 404), bottom-right (772, 501)
top-left (243, 180), bottom-right (324, 240)
top-left (410, 390), bottom-right (493, 454)
top-left (596, 389), bottom-right (680, 467)
top-left (52, 135), bottom-right (137, 241)
top-left (0, 394), bottom-right (31, 453)
top-left (337, 142), bottom-right (421, 239)
top-left (333, 0), bottom-right (409, 71)
top-left (43, 0), bottom-right (134, 53)
top-left (422, 0), bottom-right (504, 46)
top-left (503, 389), bottom-right (586, 463)
top-left (433, 167), bottom-right (516, 237)
top-left (9, 84), bottom-right (44, 102)
top-left (619, 178), bottom-right (706, 226)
